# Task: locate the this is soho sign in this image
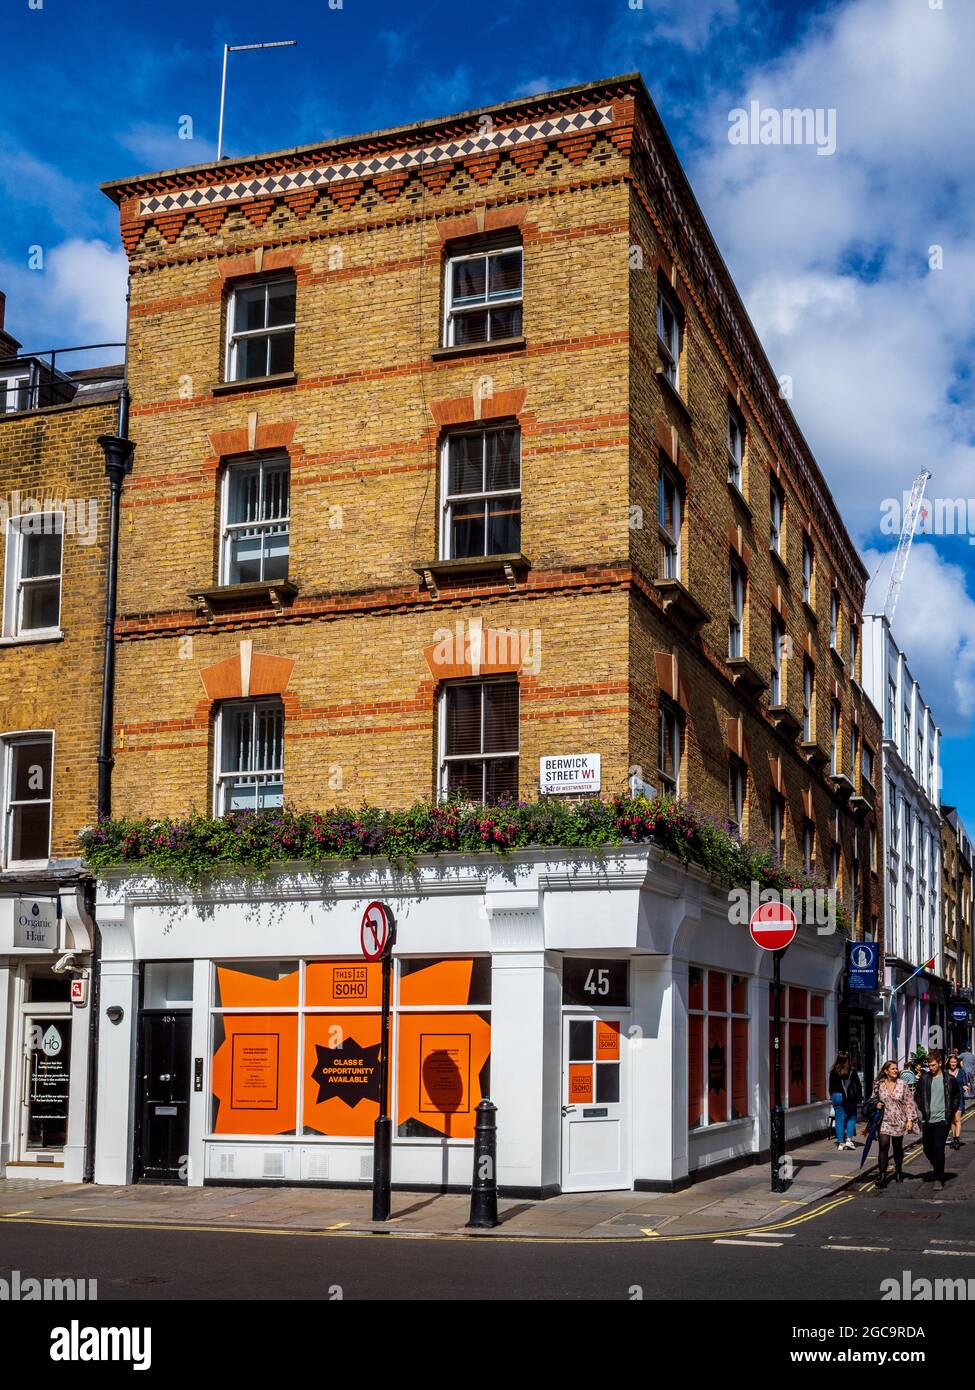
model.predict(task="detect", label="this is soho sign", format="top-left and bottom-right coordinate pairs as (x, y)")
top-left (14, 898), bottom-right (58, 950)
top-left (539, 754), bottom-right (601, 795)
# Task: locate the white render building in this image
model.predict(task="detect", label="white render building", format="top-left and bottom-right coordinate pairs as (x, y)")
top-left (862, 614), bottom-right (943, 1061)
top-left (90, 848), bottom-right (844, 1195)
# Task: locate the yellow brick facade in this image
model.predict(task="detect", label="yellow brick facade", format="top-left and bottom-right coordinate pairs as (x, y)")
top-left (102, 75), bottom-right (881, 935)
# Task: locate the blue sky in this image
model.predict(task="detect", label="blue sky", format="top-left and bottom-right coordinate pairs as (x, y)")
top-left (3, 0), bottom-right (975, 822)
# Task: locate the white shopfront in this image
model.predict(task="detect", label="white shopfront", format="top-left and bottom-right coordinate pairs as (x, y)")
top-left (0, 883), bottom-right (94, 1182)
top-left (93, 847), bottom-right (845, 1194)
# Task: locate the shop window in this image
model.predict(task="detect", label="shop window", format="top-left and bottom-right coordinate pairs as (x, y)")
top-left (3, 512), bottom-right (63, 638)
top-left (208, 957), bottom-right (491, 1144)
top-left (769, 985), bottom-right (828, 1108)
top-left (689, 966), bottom-right (750, 1130)
top-left (396, 957), bottom-right (491, 1140)
top-left (444, 242), bottom-right (523, 347)
top-left (215, 698), bottom-right (284, 813)
top-left (441, 425), bottom-right (521, 559)
top-left (220, 456), bottom-right (290, 585)
top-left (1, 733), bottom-right (53, 867)
top-left (225, 275), bottom-right (296, 382)
top-left (439, 679), bottom-right (518, 802)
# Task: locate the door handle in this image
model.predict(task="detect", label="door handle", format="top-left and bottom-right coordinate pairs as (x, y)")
top-left (158, 1073), bottom-right (173, 1082)
top-left (561, 1105), bottom-right (576, 1117)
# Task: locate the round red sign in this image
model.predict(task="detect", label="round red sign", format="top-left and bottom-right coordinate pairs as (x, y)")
top-left (749, 900), bottom-right (798, 952)
top-left (360, 901), bottom-right (393, 961)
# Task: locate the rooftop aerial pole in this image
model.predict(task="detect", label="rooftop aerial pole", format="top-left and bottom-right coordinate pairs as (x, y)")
top-left (217, 40), bottom-right (298, 161)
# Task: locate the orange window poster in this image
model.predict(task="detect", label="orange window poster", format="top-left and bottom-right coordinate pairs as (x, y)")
top-left (569, 1063), bottom-right (594, 1104)
top-left (211, 1013), bottom-right (298, 1135)
top-left (215, 963), bottom-right (299, 1008)
top-left (302, 1014), bottom-right (384, 1137)
top-left (396, 1011), bottom-right (491, 1139)
top-left (306, 961), bottom-right (383, 1008)
top-left (595, 1020), bottom-right (621, 1060)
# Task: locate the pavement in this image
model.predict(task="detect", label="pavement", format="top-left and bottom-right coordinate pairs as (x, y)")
top-left (0, 1116), bottom-right (924, 1241)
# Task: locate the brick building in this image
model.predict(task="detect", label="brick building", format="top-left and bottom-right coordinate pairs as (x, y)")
top-left (0, 291), bottom-right (125, 1181)
top-left (93, 74), bottom-right (882, 1193)
top-left (941, 805), bottom-right (973, 1050)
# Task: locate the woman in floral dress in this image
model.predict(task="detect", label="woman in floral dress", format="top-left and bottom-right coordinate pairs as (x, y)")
top-left (874, 1058), bottom-right (919, 1190)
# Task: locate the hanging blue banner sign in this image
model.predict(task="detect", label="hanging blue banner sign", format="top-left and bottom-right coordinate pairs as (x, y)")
top-left (846, 940), bottom-right (879, 990)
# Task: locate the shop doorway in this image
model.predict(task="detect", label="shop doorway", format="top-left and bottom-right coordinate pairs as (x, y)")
top-left (560, 1012), bottom-right (630, 1191)
top-left (20, 1014), bottom-right (72, 1155)
top-left (136, 1011), bottom-right (192, 1183)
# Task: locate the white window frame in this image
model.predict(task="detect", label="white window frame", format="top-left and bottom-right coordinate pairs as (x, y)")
top-left (443, 244), bottom-right (523, 348)
top-left (439, 425), bottom-right (522, 560)
top-left (1, 374), bottom-right (31, 414)
top-left (437, 679), bottom-right (520, 801)
top-left (219, 457), bottom-right (291, 586)
top-left (728, 757), bottom-right (746, 832)
top-left (2, 512), bottom-right (64, 640)
top-left (727, 406), bottom-right (744, 489)
top-left (803, 659), bottom-right (814, 742)
top-left (225, 276), bottom-right (296, 383)
top-left (658, 465), bottom-right (682, 580)
top-left (802, 536), bottom-right (813, 604)
top-left (656, 287), bottom-right (681, 389)
top-left (770, 478), bottom-right (783, 556)
top-left (770, 615), bottom-right (784, 704)
top-left (658, 699), bottom-right (681, 796)
top-left (213, 699), bottom-right (285, 815)
top-left (728, 558), bottom-right (745, 659)
top-left (1, 731), bottom-right (54, 869)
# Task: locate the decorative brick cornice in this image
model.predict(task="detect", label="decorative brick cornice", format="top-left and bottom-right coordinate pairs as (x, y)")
top-left (207, 419), bottom-right (297, 459)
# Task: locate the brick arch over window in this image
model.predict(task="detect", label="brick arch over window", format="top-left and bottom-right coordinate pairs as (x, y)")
top-left (428, 388), bottom-right (527, 430)
top-left (208, 420), bottom-right (297, 460)
top-left (199, 641), bottom-right (295, 702)
top-left (422, 621), bottom-right (531, 682)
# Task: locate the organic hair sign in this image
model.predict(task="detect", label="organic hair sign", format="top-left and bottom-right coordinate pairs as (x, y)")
top-left (539, 754), bottom-right (601, 795)
top-left (14, 898), bottom-right (58, 950)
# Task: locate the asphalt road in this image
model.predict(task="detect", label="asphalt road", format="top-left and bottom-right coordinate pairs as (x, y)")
top-left (0, 1131), bottom-right (971, 1311)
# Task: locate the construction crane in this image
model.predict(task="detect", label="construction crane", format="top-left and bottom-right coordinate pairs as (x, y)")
top-left (884, 468), bottom-right (932, 623)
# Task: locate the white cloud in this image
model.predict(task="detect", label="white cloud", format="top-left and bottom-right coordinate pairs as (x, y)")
top-left (0, 239), bottom-right (127, 353)
top-left (118, 122), bottom-right (217, 173)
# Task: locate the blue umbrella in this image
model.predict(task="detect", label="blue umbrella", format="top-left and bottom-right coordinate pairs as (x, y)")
top-left (860, 1103), bottom-right (884, 1168)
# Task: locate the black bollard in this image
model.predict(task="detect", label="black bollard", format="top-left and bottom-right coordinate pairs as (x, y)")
top-left (467, 1099), bottom-right (499, 1228)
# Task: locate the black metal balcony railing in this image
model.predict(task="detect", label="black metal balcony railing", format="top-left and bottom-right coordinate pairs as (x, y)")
top-left (0, 344), bottom-right (126, 414)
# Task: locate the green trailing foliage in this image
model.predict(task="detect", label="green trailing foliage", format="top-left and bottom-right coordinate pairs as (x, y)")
top-left (78, 793), bottom-right (849, 931)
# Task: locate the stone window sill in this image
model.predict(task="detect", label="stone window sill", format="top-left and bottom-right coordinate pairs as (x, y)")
top-left (431, 337), bottom-right (526, 362)
top-left (211, 371), bottom-right (298, 397)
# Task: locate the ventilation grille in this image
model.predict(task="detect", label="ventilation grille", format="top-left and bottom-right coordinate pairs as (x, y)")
top-left (305, 1151), bottom-right (330, 1180)
top-left (263, 1150), bottom-right (286, 1179)
top-left (216, 1151), bottom-right (235, 1176)
top-left (360, 1154), bottom-right (374, 1181)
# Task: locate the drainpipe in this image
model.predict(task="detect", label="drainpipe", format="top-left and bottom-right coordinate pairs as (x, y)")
top-left (83, 295), bottom-right (134, 1182)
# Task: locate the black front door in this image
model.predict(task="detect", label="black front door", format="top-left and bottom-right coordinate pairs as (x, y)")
top-left (137, 1011), bottom-right (191, 1183)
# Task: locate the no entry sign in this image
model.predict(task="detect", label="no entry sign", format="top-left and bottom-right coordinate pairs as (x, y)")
top-left (360, 901), bottom-right (393, 961)
top-left (749, 900), bottom-right (797, 952)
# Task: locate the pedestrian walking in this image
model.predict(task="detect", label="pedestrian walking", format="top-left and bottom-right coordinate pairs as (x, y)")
top-left (828, 1053), bottom-right (862, 1150)
top-left (915, 1050), bottom-right (961, 1192)
top-left (946, 1053), bottom-right (969, 1150)
top-left (872, 1059), bottom-right (918, 1191)
top-left (959, 1045), bottom-right (975, 1077)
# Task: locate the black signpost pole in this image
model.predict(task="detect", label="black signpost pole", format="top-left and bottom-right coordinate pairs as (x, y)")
top-left (770, 947), bottom-right (787, 1193)
top-left (372, 916), bottom-right (395, 1222)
